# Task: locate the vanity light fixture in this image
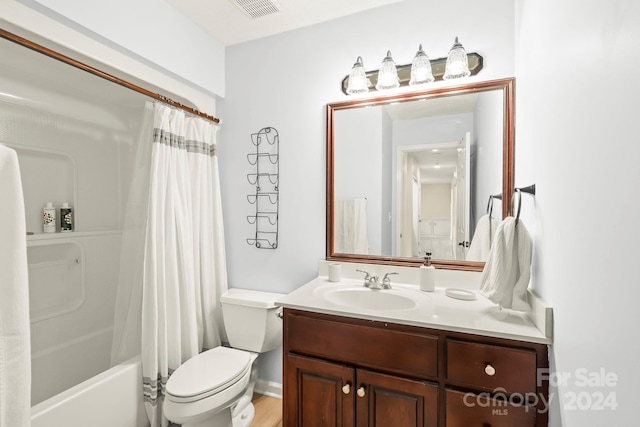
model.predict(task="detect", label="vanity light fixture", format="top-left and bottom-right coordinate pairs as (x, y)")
top-left (375, 50), bottom-right (400, 91)
top-left (409, 44), bottom-right (434, 85)
top-left (341, 40), bottom-right (483, 95)
top-left (346, 56), bottom-right (369, 95)
top-left (443, 37), bottom-right (471, 80)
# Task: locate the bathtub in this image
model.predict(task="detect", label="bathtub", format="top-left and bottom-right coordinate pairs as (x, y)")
top-left (31, 356), bottom-right (149, 427)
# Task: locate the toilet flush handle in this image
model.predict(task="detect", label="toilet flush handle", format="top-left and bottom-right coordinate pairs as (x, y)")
top-left (276, 307), bottom-right (283, 319)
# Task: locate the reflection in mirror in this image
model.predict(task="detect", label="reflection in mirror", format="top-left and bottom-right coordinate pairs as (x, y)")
top-left (327, 79), bottom-right (514, 271)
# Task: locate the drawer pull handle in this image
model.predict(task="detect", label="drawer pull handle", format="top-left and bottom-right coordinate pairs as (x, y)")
top-left (357, 387), bottom-right (366, 398)
top-left (484, 364), bottom-right (496, 376)
top-left (342, 384), bottom-right (351, 395)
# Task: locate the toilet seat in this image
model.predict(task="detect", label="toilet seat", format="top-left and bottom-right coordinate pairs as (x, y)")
top-left (166, 347), bottom-right (252, 403)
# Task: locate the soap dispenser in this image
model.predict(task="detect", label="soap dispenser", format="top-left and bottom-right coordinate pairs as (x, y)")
top-left (420, 252), bottom-right (435, 292)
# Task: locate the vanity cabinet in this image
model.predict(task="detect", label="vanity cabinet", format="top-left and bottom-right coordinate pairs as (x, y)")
top-left (286, 354), bottom-right (438, 427)
top-left (283, 309), bottom-right (549, 427)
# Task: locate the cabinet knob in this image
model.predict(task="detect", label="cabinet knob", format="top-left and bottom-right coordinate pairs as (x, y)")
top-left (342, 384), bottom-right (351, 395)
top-left (357, 387), bottom-right (366, 398)
top-left (484, 364), bottom-right (496, 376)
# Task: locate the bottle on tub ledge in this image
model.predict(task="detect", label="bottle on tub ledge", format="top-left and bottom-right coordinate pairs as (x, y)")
top-left (60, 202), bottom-right (74, 232)
top-left (43, 202), bottom-right (56, 233)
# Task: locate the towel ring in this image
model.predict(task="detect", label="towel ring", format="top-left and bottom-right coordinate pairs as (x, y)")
top-left (513, 188), bottom-right (523, 224)
top-left (486, 193), bottom-right (502, 217)
top-left (486, 196), bottom-right (494, 217)
top-left (512, 184), bottom-right (536, 225)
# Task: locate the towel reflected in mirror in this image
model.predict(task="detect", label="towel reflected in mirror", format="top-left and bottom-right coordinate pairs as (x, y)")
top-left (334, 198), bottom-right (369, 254)
top-left (467, 214), bottom-right (500, 262)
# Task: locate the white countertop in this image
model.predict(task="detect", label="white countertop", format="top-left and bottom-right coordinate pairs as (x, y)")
top-left (277, 271), bottom-right (553, 345)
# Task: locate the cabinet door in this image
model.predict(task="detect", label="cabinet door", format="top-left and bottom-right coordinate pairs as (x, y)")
top-left (355, 369), bottom-right (438, 427)
top-left (445, 389), bottom-right (536, 427)
top-left (284, 354), bottom-right (355, 427)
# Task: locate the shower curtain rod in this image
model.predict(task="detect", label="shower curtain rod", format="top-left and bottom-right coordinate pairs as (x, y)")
top-left (0, 28), bottom-right (220, 124)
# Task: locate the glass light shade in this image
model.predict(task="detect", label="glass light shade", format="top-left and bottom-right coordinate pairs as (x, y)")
top-left (409, 44), bottom-right (434, 85)
top-left (375, 50), bottom-right (400, 90)
top-left (443, 37), bottom-right (471, 80)
top-left (346, 56), bottom-right (369, 95)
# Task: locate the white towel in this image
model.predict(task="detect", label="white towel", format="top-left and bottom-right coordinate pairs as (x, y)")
top-left (467, 214), bottom-right (500, 262)
top-left (0, 144), bottom-right (31, 426)
top-left (479, 217), bottom-right (532, 311)
top-left (334, 199), bottom-right (369, 254)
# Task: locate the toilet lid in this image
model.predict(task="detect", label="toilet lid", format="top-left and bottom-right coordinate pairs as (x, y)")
top-left (166, 347), bottom-right (252, 402)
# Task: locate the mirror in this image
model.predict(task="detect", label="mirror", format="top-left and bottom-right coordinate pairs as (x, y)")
top-left (326, 78), bottom-right (514, 271)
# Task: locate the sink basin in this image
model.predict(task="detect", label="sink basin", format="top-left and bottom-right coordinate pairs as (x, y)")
top-left (323, 287), bottom-right (417, 311)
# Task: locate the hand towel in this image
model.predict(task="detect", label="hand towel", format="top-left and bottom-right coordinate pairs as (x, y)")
top-left (479, 217), bottom-right (532, 311)
top-left (0, 144), bottom-right (31, 427)
top-left (467, 214), bottom-right (500, 262)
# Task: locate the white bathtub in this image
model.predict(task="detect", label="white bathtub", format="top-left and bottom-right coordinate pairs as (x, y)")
top-left (31, 356), bottom-right (149, 427)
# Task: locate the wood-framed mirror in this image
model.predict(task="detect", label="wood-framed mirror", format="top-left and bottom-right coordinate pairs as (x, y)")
top-left (326, 78), bottom-right (514, 271)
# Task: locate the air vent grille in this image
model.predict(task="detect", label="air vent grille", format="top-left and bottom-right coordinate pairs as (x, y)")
top-left (230, 0), bottom-right (281, 19)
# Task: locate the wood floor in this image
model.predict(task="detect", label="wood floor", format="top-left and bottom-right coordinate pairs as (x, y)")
top-left (250, 394), bottom-right (282, 427)
top-left (168, 394), bottom-right (282, 427)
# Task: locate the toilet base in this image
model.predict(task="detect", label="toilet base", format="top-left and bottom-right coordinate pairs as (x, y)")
top-left (232, 401), bottom-right (255, 427)
top-left (180, 407), bottom-right (232, 427)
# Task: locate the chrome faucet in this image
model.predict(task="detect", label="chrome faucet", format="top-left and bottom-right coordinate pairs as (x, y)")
top-left (356, 269), bottom-right (382, 290)
top-left (356, 269), bottom-right (398, 290)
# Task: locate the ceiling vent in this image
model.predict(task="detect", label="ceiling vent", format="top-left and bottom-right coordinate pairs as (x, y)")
top-left (229, 0), bottom-right (281, 19)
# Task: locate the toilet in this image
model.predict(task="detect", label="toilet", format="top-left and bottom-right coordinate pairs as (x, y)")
top-left (164, 288), bottom-right (285, 427)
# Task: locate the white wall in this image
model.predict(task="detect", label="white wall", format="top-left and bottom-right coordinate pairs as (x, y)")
top-left (422, 184), bottom-right (451, 220)
top-left (16, 0), bottom-right (225, 97)
top-left (380, 108), bottom-right (393, 256)
top-left (515, 0), bottom-right (640, 424)
top-left (1, 0), bottom-right (221, 112)
top-left (221, 0), bottom-right (515, 384)
top-left (334, 107), bottom-right (383, 255)
top-left (472, 89), bottom-right (504, 225)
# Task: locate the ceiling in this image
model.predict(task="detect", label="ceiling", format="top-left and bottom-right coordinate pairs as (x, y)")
top-left (165, 0), bottom-right (407, 46)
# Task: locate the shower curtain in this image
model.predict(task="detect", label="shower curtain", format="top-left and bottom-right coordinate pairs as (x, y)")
top-left (110, 103), bottom-right (228, 427)
top-left (0, 144), bottom-right (31, 427)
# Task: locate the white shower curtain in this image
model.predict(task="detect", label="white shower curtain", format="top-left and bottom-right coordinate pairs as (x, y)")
top-left (110, 103), bottom-right (227, 427)
top-left (0, 144), bottom-right (31, 427)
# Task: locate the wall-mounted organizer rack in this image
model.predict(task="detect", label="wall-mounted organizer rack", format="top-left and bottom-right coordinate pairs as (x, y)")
top-left (246, 127), bottom-right (279, 249)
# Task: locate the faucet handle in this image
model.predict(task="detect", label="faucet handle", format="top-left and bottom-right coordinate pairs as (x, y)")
top-left (381, 272), bottom-right (398, 288)
top-left (356, 269), bottom-right (372, 281)
top-left (357, 269), bottom-right (382, 288)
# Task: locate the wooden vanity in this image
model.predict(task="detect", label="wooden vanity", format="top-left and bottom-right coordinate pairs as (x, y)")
top-left (282, 308), bottom-right (549, 427)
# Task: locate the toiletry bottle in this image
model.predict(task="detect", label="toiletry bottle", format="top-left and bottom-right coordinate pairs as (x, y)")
top-left (43, 202), bottom-right (56, 233)
top-left (60, 202), bottom-right (73, 232)
top-left (420, 252), bottom-right (435, 292)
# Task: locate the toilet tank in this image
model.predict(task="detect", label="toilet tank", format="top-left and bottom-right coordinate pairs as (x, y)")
top-left (220, 288), bottom-right (285, 353)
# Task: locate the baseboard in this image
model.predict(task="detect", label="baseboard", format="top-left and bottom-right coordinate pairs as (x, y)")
top-left (254, 379), bottom-right (282, 399)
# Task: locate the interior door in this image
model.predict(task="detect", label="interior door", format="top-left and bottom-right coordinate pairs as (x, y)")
top-left (411, 176), bottom-right (420, 257)
top-left (455, 132), bottom-right (471, 260)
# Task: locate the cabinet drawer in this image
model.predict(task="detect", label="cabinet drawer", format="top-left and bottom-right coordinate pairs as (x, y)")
top-left (286, 312), bottom-right (438, 379)
top-left (445, 389), bottom-right (536, 427)
top-left (446, 340), bottom-right (537, 394)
